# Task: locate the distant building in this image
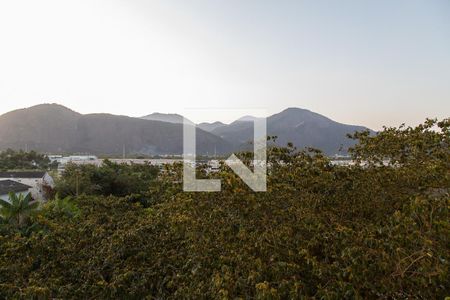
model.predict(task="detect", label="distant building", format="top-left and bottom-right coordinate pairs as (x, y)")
top-left (48, 155), bottom-right (101, 173)
top-left (48, 155), bottom-right (98, 165)
top-left (207, 160), bottom-right (220, 173)
top-left (0, 171), bottom-right (54, 201)
top-left (0, 180), bottom-right (33, 203)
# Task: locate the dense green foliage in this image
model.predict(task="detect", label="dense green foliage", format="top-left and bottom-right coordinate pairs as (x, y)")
top-left (0, 149), bottom-right (57, 171)
top-left (0, 119), bottom-right (449, 299)
top-left (0, 193), bottom-right (39, 228)
top-left (54, 160), bottom-right (160, 198)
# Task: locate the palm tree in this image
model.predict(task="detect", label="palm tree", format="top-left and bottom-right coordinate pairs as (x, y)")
top-left (0, 192), bottom-right (39, 228)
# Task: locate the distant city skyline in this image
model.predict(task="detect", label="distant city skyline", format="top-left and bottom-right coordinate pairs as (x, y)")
top-left (1, 0), bottom-right (449, 130)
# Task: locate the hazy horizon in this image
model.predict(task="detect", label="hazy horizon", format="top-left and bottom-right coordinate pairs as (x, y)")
top-left (1, 0), bottom-right (449, 130)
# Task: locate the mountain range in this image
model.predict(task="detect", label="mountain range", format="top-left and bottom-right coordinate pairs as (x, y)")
top-left (0, 104), bottom-right (372, 156)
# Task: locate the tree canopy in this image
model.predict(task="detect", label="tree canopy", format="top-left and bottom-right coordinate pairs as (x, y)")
top-left (54, 160), bottom-right (160, 198)
top-left (0, 149), bottom-right (57, 171)
top-left (0, 119), bottom-right (449, 299)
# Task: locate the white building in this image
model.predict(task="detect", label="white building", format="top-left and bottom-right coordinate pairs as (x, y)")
top-left (0, 180), bottom-right (33, 203)
top-left (48, 155), bottom-right (98, 165)
top-left (0, 171), bottom-right (54, 201)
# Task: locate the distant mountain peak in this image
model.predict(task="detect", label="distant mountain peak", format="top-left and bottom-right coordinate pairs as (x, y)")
top-left (281, 107), bottom-right (310, 113)
top-left (236, 115), bottom-right (262, 122)
top-left (198, 121), bottom-right (226, 132)
top-left (141, 112), bottom-right (194, 125)
top-left (198, 121), bottom-right (225, 126)
top-left (211, 106), bottom-right (372, 155)
top-left (1, 103), bottom-right (81, 118)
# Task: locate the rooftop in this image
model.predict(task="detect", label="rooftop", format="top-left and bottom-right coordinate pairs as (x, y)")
top-left (0, 180), bottom-right (32, 195)
top-left (0, 171), bottom-right (47, 179)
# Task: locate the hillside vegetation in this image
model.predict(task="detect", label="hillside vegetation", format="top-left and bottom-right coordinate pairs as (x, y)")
top-left (0, 104), bottom-right (371, 155)
top-left (0, 104), bottom-right (232, 155)
top-left (0, 119), bottom-right (449, 299)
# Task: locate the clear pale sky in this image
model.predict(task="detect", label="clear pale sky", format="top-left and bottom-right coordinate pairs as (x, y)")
top-left (0, 0), bottom-right (449, 129)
